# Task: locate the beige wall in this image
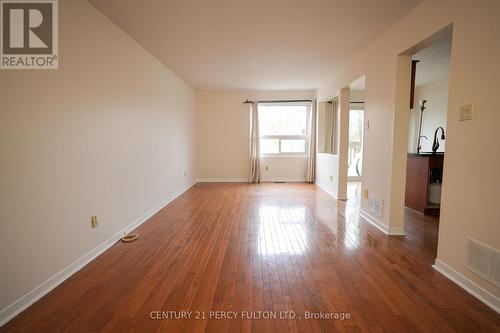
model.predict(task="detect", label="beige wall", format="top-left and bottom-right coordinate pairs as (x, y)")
top-left (317, 0), bottom-right (500, 297)
top-left (408, 78), bottom-right (449, 153)
top-left (350, 90), bottom-right (365, 102)
top-left (196, 90), bottom-right (315, 182)
top-left (0, 0), bottom-right (196, 312)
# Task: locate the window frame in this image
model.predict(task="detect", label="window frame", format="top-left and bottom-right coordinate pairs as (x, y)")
top-left (258, 101), bottom-right (310, 158)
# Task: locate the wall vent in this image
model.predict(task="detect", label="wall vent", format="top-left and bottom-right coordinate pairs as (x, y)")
top-left (368, 194), bottom-right (383, 218)
top-left (490, 252), bottom-right (500, 286)
top-left (466, 238), bottom-right (500, 288)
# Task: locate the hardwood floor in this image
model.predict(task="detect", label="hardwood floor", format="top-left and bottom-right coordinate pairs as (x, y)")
top-left (2, 183), bottom-right (499, 332)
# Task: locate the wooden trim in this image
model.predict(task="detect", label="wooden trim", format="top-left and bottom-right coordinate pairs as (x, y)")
top-left (410, 60), bottom-right (420, 108)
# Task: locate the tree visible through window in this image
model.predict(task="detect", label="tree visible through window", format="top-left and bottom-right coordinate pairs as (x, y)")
top-left (259, 102), bottom-right (309, 155)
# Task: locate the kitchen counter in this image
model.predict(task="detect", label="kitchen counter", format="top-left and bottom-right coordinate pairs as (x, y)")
top-left (405, 153), bottom-right (444, 215)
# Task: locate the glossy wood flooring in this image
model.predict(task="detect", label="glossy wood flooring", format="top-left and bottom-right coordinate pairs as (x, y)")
top-left (2, 183), bottom-right (499, 333)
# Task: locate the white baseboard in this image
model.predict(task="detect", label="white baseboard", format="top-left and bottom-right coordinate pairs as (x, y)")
top-left (315, 181), bottom-right (338, 199)
top-left (261, 178), bottom-right (307, 182)
top-left (359, 208), bottom-right (405, 235)
top-left (359, 208), bottom-right (388, 233)
top-left (388, 226), bottom-right (405, 235)
top-left (0, 181), bottom-right (197, 328)
top-left (433, 258), bottom-right (500, 313)
top-left (197, 178), bottom-right (308, 183)
top-left (196, 178), bottom-right (248, 183)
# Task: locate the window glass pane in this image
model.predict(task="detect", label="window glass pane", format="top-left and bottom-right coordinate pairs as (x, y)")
top-left (281, 139), bottom-right (306, 153)
top-left (348, 109), bottom-right (364, 177)
top-left (349, 110), bottom-right (363, 142)
top-left (260, 139), bottom-right (279, 154)
top-left (259, 105), bottom-right (308, 136)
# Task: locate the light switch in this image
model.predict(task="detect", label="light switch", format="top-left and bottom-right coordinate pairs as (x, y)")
top-left (459, 104), bottom-right (473, 121)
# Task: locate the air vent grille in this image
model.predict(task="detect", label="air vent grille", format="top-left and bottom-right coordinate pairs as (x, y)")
top-left (489, 251), bottom-right (500, 286)
top-left (466, 238), bottom-right (500, 288)
top-left (368, 195), bottom-right (383, 218)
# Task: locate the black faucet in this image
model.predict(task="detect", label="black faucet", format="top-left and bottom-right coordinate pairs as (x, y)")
top-left (432, 127), bottom-right (445, 153)
top-left (417, 135), bottom-right (428, 154)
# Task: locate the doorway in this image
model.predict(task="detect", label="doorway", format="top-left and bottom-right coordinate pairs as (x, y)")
top-left (348, 106), bottom-right (364, 181)
top-left (403, 28), bottom-right (452, 237)
top-left (346, 75), bottom-right (366, 205)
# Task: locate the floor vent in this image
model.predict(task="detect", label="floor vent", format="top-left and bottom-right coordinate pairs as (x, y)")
top-left (466, 238), bottom-right (500, 288)
top-left (368, 194), bottom-right (384, 218)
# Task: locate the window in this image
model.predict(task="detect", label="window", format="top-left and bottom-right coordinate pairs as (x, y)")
top-left (348, 106), bottom-right (364, 178)
top-left (259, 102), bottom-right (309, 155)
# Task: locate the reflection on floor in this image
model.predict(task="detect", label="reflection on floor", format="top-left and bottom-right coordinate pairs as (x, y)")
top-left (258, 205), bottom-right (307, 255)
top-left (347, 181), bottom-right (361, 208)
top-left (2, 183), bottom-right (498, 333)
top-left (346, 181), bottom-right (439, 250)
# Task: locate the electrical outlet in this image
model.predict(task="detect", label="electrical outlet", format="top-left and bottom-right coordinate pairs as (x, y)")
top-left (363, 189), bottom-right (369, 199)
top-left (366, 120), bottom-right (370, 130)
top-left (183, 170), bottom-right (187, 177)
top-left (91, 216), bottom-right (98, 228)
top-left (329, 175), bottom-right (333, 182)
top-left (459, 103), bottom-right (473, 121)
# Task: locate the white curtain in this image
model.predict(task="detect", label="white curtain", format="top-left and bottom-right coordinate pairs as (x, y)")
top-left (307, 100), bottom-right (317, 183)
top-left (249, 102), bottom-right (261, 183)
top-left (324, 101), bottom-right (339, 155)
top-left (324, 102), bottom-right (334, 154)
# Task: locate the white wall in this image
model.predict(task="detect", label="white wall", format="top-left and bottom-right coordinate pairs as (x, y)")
top-left (0, 0), bottom-right (196, 313)
top-left (196, 90), bottom-right (315, 182)
top-left (316, 154), bottom-right (340, 197)
top-left (408, 78), bottom-right (449, 152)
top-left (316, 100), bottom-right (341, 197)
top-left (316, 0), bottom-right (500, 299)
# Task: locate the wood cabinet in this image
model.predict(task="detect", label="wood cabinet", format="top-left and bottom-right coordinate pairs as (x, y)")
top-left (405, 153), bottom-right (444, 215)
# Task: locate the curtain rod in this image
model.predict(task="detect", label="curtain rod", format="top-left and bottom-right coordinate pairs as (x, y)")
top-left (326, 101), bottom-right (364, 104)
top-left (242, 99), bottom-right (313, 104)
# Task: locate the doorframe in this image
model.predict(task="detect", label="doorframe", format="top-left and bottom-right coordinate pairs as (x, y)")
top-left (390, 24), bottom-right (454, 233)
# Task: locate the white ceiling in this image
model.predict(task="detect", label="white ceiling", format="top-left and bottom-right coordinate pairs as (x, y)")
top-left (89, 0), bottom-right (422, 90)
top-left (413, 36), bottom-right (452, 87)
